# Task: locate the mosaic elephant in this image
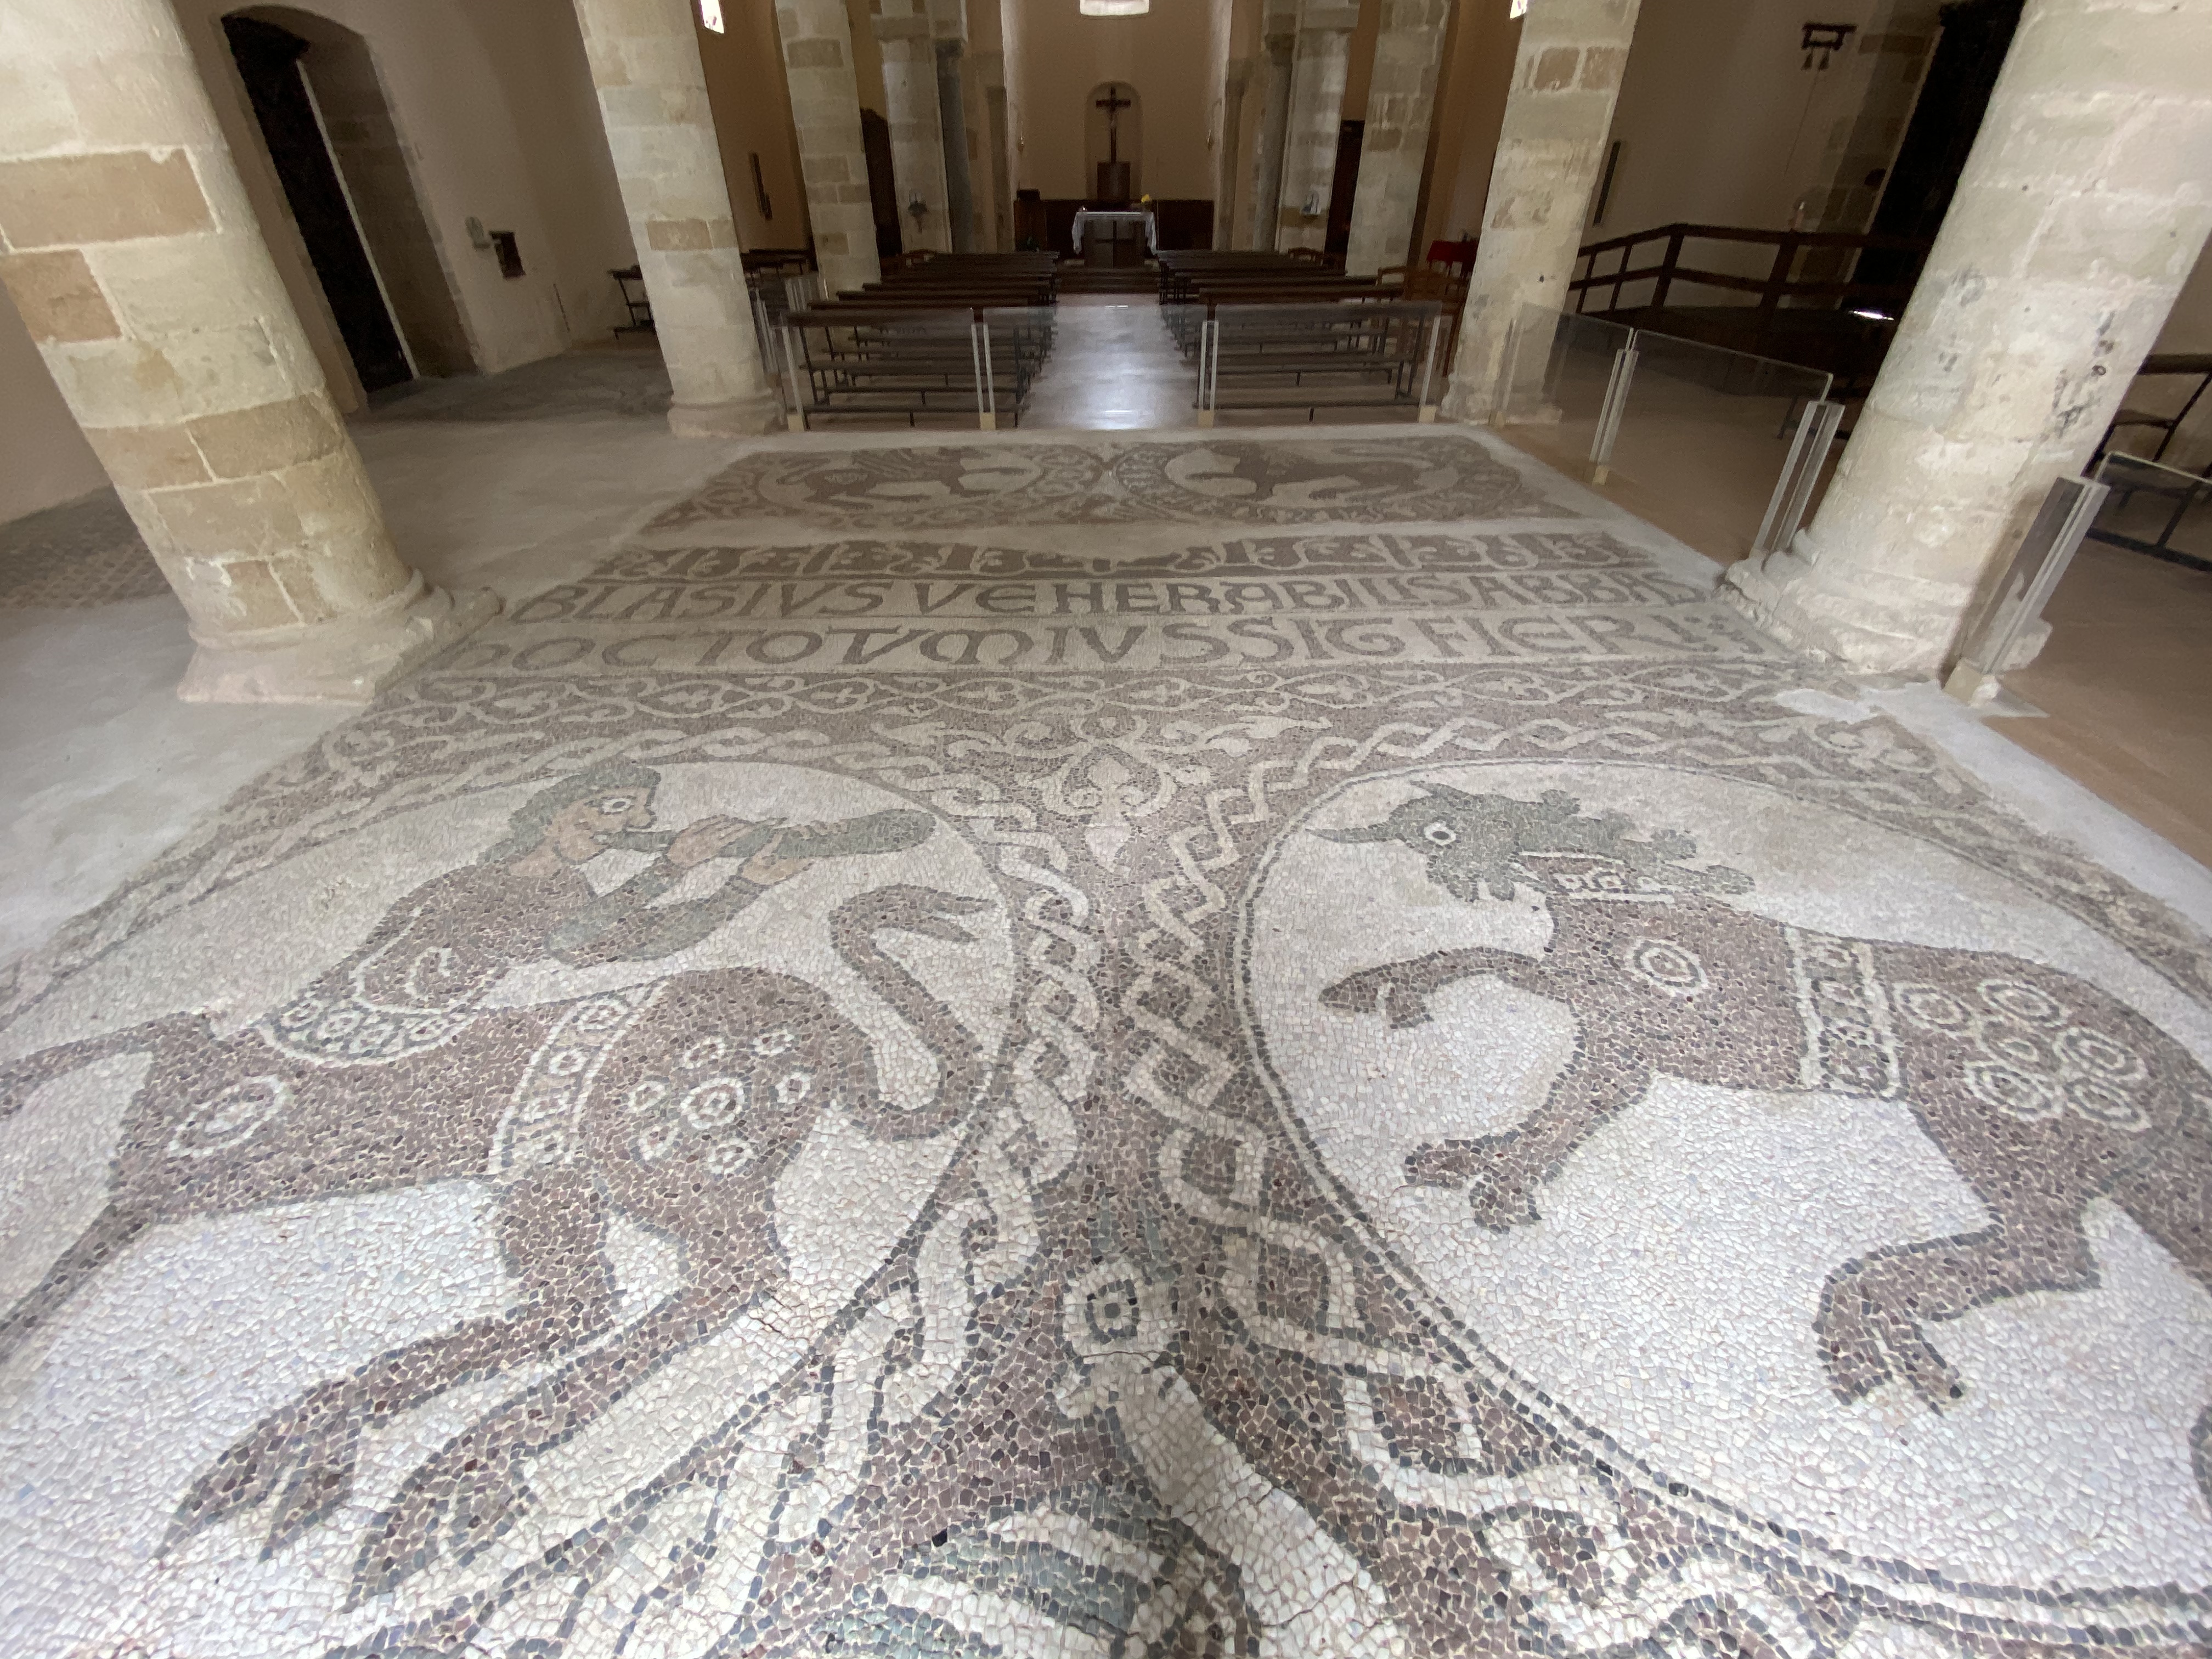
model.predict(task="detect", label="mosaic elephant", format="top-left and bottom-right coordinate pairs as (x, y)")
top-left (1317, 785), bottom-right (2212, 1444)
top-left (0, 762), bottom-right (997, 1593)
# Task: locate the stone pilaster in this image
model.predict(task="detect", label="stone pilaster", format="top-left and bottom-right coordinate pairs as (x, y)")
top-left (1342, 0), bottom-right (1451, 276)
top-left (1244, 0), bottom-right (1298, 250)
top-left (572, 0), bottom-right (780, 437)
top-left (1274, 0), bottom-right (1358, 253)
top-left (871, 0), bottom-right (951, 254)
top-left (1725, 0), bottom-right (2212, 675)
top-left (1438, 0), bottom-right (1641, 422)
top-left (934, 43), bottom-right (977, 252)
top-left (1214, 58), bottom-right (1253, 250)
top-left (0, 0), bottom-right (493, 703)
top-left (776, 0), bottom-right (883, 291)
top-left (970, 47), bottom-right (1013, 250)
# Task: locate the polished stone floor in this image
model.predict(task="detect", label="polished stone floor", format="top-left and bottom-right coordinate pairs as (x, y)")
top-left (1023, 297), bottom-right (1198, 431)
top-left (2000, 538), bottom-right (2212, 870)
top-left (2, 410), bottom-right (2209, 1659)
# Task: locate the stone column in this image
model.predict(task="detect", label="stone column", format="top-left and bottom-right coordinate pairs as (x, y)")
top-left (0, 0), bottom-right (493, 703)
top-left (871, 0), bottom-right (951, 253)
top-left (1343, 0), bottom-right (1451, 276)
top-left (1273, 0), bottom-right (1358, 253)
top-left (1213, 58), bottom-right (1252, 250)
top-left (963, 0), bottom-right (1012, 249)
top-left (981, 68), bottom-right (1014, 249)
top-left (777, 0), bottom-right (883, 291)
top-left (1726, 0), bottom-right (2212, 676)
top-left (573, 0), bottom-right (780, 437)
top-left (1245, 0), bottom-right (1297, 251)
top-left (1437, 0), bottom-right (1641, 422)
top-left (935, 41), bottom-right (977, 252)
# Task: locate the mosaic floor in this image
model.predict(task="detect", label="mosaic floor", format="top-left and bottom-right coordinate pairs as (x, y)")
top-left (0, 489), bottom-right (168, 611)
top-left (2, 430), bottom-right (2209, 1659)
top-left (361, 350), bottom-right (674, 425)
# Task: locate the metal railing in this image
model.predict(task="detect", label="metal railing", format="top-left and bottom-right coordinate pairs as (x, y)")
top-left (1570, 222), bottom-right (1931, 319)
top-left (778, 306), bottom-right (1055, 430)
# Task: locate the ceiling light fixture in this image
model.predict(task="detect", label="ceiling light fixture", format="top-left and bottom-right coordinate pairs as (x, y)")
top-left (1080, 0), bottom-right (1150, 15)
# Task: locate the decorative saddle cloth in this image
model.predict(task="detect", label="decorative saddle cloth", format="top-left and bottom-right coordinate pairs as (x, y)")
top-left (1785, 927), bottom-right (1903, 1099)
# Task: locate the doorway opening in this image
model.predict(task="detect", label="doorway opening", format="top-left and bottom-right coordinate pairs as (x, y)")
top-left (221, 10), bottom-right (475, 394)
top-left (1325, 119), bottom-right (1364, 258)
top-left (860, 108), bottom-right (904, 261)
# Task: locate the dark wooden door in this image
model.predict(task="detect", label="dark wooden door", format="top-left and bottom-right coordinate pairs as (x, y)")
top-left (223, 15), bottom-right (411, 393)
top-left (1857, 0), bottom-right (2023, 290)
top-left (860, 108), bottom-right (903, 261)
top-left (1325, 120), bottom-right (1364, 258)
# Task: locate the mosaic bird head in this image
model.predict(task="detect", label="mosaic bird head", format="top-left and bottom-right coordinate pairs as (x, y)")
top-left (1318, 783), bottom-right (1753, 904)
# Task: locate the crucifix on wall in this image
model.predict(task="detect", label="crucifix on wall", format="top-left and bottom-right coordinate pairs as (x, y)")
top-left (1096, 84), bottom-right (1132, 162)
top-left (1094, 83), bottom-right (1134, 204)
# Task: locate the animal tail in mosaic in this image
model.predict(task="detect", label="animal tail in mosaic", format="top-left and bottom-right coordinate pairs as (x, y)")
top-left (112, 881), bottom-right (998, 1595)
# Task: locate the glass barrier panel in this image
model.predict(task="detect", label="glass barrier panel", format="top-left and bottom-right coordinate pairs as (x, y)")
top-left (2089, 453), bottom-right (2212, 571)
top-left (977, 306), bottom-right (1058, 413)
top-left (1493, 304), bottom-right (1633, 447)
top-left (1203, 302), bottom-right (1442, 420)
top-left (1160, 302), bottom-right (1207, 358)
top-left (1604, 329), bottom-right (1833, 562)
top-left (784, 308), bottom-right (991, 427)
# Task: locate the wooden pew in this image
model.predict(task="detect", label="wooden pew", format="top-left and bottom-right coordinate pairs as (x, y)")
top-left (1187, 300), bottom-right (1446, 424)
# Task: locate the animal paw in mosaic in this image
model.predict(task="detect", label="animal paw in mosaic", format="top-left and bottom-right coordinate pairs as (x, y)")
top-left (1, 430), bottom-right (2206, 1659)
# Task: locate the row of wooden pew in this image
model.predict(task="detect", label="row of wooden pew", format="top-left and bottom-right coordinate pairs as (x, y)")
top-left (1154, 252), bottom-right (1458, 421)
top-left (776, 252), bottom-right (1062, 428)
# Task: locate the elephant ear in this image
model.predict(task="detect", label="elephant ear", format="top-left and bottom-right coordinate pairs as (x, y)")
top-left (1415, 781), bottom-right (1482, 806)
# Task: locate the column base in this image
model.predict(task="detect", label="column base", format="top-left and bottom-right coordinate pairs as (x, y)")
top-left (667, 392), bottom-right (786, 438)
top-left (1720, 541), bottom-right (1965, 677)
top-left (177, 578), bottom-right (500, 704)
top-left (1436, 385), bottom-right (1490, 425)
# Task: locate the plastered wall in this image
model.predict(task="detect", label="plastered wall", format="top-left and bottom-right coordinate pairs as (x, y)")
top-left (1591, 0), bottom-right (1935, 284)
top-left (174, 0), bottom-right (636, 409)
top-left (697, 0), bottom-right (813, 252)
top-left (2143, 240), bottom-right (2212, 469)
top-left (1413, 0), bottom-right (1519, 257)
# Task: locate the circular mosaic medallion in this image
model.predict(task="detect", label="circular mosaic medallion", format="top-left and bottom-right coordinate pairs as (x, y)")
top-left (1240, 760), bottom-right (2212, 1637)
top-left (1116, 437), bottom-right (1536, 523)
